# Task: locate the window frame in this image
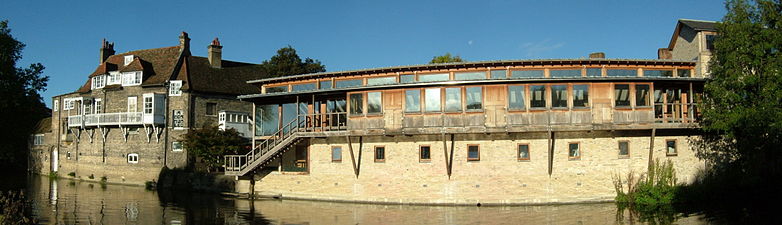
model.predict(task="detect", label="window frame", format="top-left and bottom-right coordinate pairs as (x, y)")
top-left (549, 68), bottom-right (583, 78)
top-left (423, 88), bottom-right (442, 113)
top-left (550, 84), bottom-right (569, 109)
top-left (614, 83), bottom-right (632, 108)
top-left (568, 142), bottom-right (581, 160)
top-left (417, 72), bottom-right (450, 83)
top-left (404, 89), bottom-right (422, 113)
top-left (507, 85), bottom-right (527, 111)
top-left (172, 141), bottom-right (184, 152)
top-left (453, 71), bottom-right (488, 81)
top-left (366, 91), bottom-right (383, 115)
top-left (618, 141), bottom-right (630, 158)
top-left (94, 98), bottom-right (102, 114)
top-left (419, 145), bottom-right (431, 162)
top-left (606, 68), bottom-right (639, 77)
top-left (464, 86), bottom-right (483, 112)
top-left (510, 69), bottom-right (545, 79)
top-left (572, 84), bottom-right (590, 109)
top-left (467, 144), bottom-right (480, 161)
top-left (331, 146), bottom-right (343, 162)
top-left (635, 84), bottom-right (652, 108)
top-left (517, 143), bottom-right (530, 161)
top-left (206, 102), bottom-right (217, 116)
top-left (374, 146), bottom-right (385, 162)
top-left (169, 80), bottom-right (183, 96)
top-left (444, 87), bottom-right (463, 113)
top-left (348, 92), bottom-right (364, 116)
top-left (143, 96), bottom-right (153, 114)
top-left (529, 84), bottom-right (547, 109)
top-left (127, 96), bottom-right (137, 112)
top-left (127, 153), bottom-right (139, 164)
top-left (666, 139), bottom-right (678, 156)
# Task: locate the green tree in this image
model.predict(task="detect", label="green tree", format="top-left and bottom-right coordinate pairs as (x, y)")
top-left (697, 0), bottom-right (782, 186)
top-left (261, 46), bottom-right (325, 77)
top-left (181, 125), bottom-right (248, 173)
top-left (429, 53), bottom-right (464, 64)
top-left (0, 20), bottom-right (49, 171)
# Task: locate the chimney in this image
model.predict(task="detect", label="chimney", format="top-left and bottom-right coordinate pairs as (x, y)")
top-left (588, 52), bottom-right (605, 59)
top-left (179, 31), bottom-right (191, 56)
top-left (99, 39), bottom-right (115, 64)
top-left (658, 48), bottom-right (672, 59)
top-left (208, 38), bottom-right (223, 68)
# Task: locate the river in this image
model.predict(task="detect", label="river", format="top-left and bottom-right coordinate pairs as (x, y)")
top-left (1, 174), bottom-right (769, 224)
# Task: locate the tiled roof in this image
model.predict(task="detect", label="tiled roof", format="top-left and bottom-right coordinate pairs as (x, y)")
top-left (88, 62), bottom-right (117, 77)
top-left (680, 19), bottom-right (718, 31)
top-left (118, 57), bottom-right (144, 72)
top-left (33, 117), bottom-right (52, 134)
top-left (78, 46), bottom-right (181, 93)
top-left (176, 56), bottom-right (268, 95)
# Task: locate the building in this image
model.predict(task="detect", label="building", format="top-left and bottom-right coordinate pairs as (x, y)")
top-left (659, 19), bottom-right (718, 76)
top-left (31, 32), bottom-right (265, 185)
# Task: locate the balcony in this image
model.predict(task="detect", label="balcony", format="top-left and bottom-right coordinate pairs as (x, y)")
top-left (67, 112), bottom-right (162, 128)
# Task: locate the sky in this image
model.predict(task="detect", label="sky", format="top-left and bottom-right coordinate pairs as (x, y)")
top-left (1, 0), bottom-right (726, 107)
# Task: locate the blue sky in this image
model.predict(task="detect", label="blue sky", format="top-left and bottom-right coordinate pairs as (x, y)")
top-left (1, 0), bottom-right (726, 107)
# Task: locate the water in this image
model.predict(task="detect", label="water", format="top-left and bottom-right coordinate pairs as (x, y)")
top-left (3, 175), bottom-right (765, 224)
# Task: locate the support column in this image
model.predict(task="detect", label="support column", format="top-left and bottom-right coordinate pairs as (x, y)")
top-left (548, 130), bottom-right (555, 176)
top-left (648, 128), bottom-right (656, 172)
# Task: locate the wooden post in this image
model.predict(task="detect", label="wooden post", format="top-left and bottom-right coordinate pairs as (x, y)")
top-left (648, 128), bottom-right (656, 172)
top-left (442, 133), bottom-right (450, 178)
top-left (347, 136), bottom-right (359, 178)
top-left (449, 134), bottom-right (455, 178)
top-left (548, 130), bottom-right (555, 176)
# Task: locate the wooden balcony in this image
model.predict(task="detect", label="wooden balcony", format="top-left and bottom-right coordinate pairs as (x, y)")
top-left (67, 112), bottom-right (163, 128)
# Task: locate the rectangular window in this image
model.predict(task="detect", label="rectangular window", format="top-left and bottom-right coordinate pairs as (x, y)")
top-left (454, 71), bottom-right (486, 80)
top-left (586, 68), bottom-right (602, 77)
top-left (94, 99), bottom-right (102, 114)
top-left (172, 141), bottom-right (184, 152)
top-left (169, 80), bottom-right (182, 96)
top-left (530, 85), bottom-right (546, 108)
top-left (511, 70), bottom-right (544, 78)
top-left (551, 85), bottom-right (568, 108)
top-left (444, 88), bottom-right (462, 112)
top-left (677, 69), bottom-right (691, 77)
top-left (367, 76), bottom-right (397, 86)
top-left (319, 80), bottom-right (332, 89)
top-left (127, 97), bottom-right (137, 112)
top-left (266, 86), bottom-right (288, 93)
top-left (666, 140), bottom-right (677, 156)
top-left (419, 146), bottom-right (431, 161)
top-left (550, 69), bottom-right (581, 78)
top-left (618, 141), bottom-right (629, 158)
top-left (643, 69), bottom-right (673, 77)
top-left (465, 87), bottom-right (482, 111)
top-left (143, 96), bottom-right (153, 114)
top-left (706, 34), bottom-right (716, 50)
top-left (607, 69), bottom-right (637, 77)
top-left (508, 85), bottom-right (526, 110)
top-left (374, 146), bottom-right (385, 162)
top-left (400, 74), bottom-right (415, 83)
top-left (122, 72), bottom-right (141, 86)
top-left (133, 72), bottom-right (142, 85)
top-left (424, 88), bottom-right (441, 112)
top-left (405, 89), bottom-right (421, 113)
top-left (173, 110), bottom-right (184, 128)
top-left (349, 93), bottom-right (363, 115)
top-left (291, 83), bottom-right (316, 92)
top-left (614, 84), bottom-right (631, 107)
top-left (336, 79), bottom-right (363, 88)
top-left (206, 103), bottom-right (217, 116)
top-left (635, 84), bottom-right (650, 107)
top-left (490, 70), bottom-right (507, 79)
top-left (418, 73), bottom-right (449, 82)
top-left (332, 146), bottom-right (342, 162)
top-left (53, 99), bottom-right (58, 112)
top-left (33, 134), bottom-right (44, 145)
top-left (568, 143), bottom-right (581, 160)
top-left (367, 92), bottom-right (382, 114)
top-left (518, 144), bottom-right (530, 161)
top-left (572, 85), bottom-right (589, 108)
top-left (127, 153), bottom-right (139, 164)
top-left (467, 145), bottom-right (480, 161)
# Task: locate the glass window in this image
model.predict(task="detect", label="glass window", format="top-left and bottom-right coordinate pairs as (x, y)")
top-left (319, 80), bottom-right (332, 89)
top-left (172, 142), bottom-right (184, 152)
top-left (490, 70), bottom-right (507, 79)
top-left (418, 73), bottom-right (449, 82)
top-left (169, 80), bottom-right (182, 96)
top-left (424, 88), bottom-right (441, 112)
top-left (550, 69), bottom-right (581, 78)
top-left (706, 35), bottom-right (716, 50)
top-left (367, 92), bottom-right (382, 114)
top-left (405, 90), bottom-right (421, 113)
top-left (618, 141), bottom-right (629, 157)
top-left (586, 68), bottom-right (602, 77)
top-left (127, 153), bottom-right (139, 164)
top-left (466, 87), bottom-right (482, 111)
top-left (518, 144), bottom-right (530, 161)
top-left (374, 146), bottom-right (385, 162)
top-left (511, 70), bottom-right (544, 78)
top-left (467, 145), bottom-right (480, 161)
top-left (607, 69), bottom-right (637, 77)
top-left (573, 85), bottom-right (589, 108)
top-left (454, 71), bottom-right (486, 80)
top-left (666, 140), bottom-right (677, 156)
top-left (530, 85), bottom-right (546, 108)
top-left (94, 99), bottom-right (102, 114)
top-left (143, 96), bottom-right (153, 114)
top-left (206, 103), bottom-right (217, 116)
top-left (400, 74), bottom-right (415, 83)
top-left (367, 76), bottom-right (397, 86)
top-left (349, 93), bottom-right (363, 115)
top-left (508, 85), bottom-right (526, 110)
top-left (336, 79), bottom-right (363, 88)
top-left (444, 88), bottom-right (462, 112)
top-left (614, 84), bottom-right (631, 107)
top-left (127, 97), bottom-right (137, 112)
top-left (291, 83), bottom-right (316, 92)
top-left (635, 84), bottom-right (650, 107)
top-left (551, 85), bottom-right (568, 108)
top-left (419, 146), bottom-right (431, 161)
top-left (332, 147), bottom-right (342, 162)
top-left (568, 143), bottom-right (580, 160)
top-left (643, 69), bottom-right (673, 77)
top-left (256, 104), bottom-right (279, 136)
top-left (266, 86), bottom-right (288, 93)
top-left (677, 69), bottom-right (691, 77)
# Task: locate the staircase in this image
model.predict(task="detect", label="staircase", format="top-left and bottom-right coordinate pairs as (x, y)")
top-left (224, 116), bottom-right (305, 176)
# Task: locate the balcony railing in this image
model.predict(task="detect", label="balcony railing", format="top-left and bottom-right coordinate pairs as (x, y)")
top-left (67, 112), bottom-right (146, 127)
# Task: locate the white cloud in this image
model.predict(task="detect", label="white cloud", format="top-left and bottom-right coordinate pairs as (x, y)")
top-left (467, 40), bottom-right (474, 45)
top-left (519, 39), bottom-right (565, 57)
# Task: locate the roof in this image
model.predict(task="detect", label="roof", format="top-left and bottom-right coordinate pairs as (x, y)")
top-left (33, 117), bottom-right (52, 134)
top-left (679, 19), bottom-right (718, 31)
top-left (247, 58), bottom-right (696, 85)
top-left (78, 46), bottom-right (182, 93)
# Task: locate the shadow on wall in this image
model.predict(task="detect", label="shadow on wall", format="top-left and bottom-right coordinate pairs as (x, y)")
top-left (154, 167), bottom-right (235, 193)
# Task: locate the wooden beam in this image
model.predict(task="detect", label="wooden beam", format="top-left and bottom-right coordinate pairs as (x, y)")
top-left (448, 134), bottom-right (455, 178)
top-left (648, 128), bottom-right (656, 172)
top-left (442, 133), bottom-right (450, 178)
top-left (357, 136), bottom-right (363, 177)
top-left (548, 131), bottom-right (555, 176)
top-left (347, 136), bottom-right (359, 178)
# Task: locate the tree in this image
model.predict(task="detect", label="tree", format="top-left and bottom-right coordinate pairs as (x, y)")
top-left (696, 0), bottom-right (782, 187)
top-left (0, 20), bottom-right (49, 171)
top-left (181, 125), bottom-right (248, 173)
top-left (429, 53), bottom-right (464, 64)
top-left (260, 46), bottom-right (325, 77)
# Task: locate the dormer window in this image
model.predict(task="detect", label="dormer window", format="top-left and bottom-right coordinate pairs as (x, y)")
top-left (91, 75), bottom-right (106, 89)
top-left (108, 71), bottom-right (121, 85)
top-left (122, 71), bottom-right (143, 86)
top-left (124, 55), bottom-right (134, 66)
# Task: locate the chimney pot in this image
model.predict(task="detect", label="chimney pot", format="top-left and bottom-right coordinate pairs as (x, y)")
top-left (99, 38), bottom-right (115, 64)
top-left (588, 52), bottom-right (605, 59)
top-left (208, 37), bottom-right (223, 68)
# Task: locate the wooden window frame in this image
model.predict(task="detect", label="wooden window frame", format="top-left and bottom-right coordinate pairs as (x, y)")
top-left (419, 145), bottom-right (431, 162)
top-left (634, 83), bottom-right (653, 109)
top-left (528, 84), bottom-right (547, 110)
top-left (613, 83), bottom-right (633, 109)
top-left (568, 142), bottom-right (581, 160)
top-left (507, 84), bottom-right (527, 112)
top-left (374, 145), bottom-right (385, 162)
top-left (464, 85), bottom-right (484, 113)
top-left (467, 144), bottom-right (480, 161)
top-left (403, 88), bottom-right (423, 114)
top-left (331, 146), bottom-right (343, 162)
top-left (665, 139), bottom-right (678, 156)
top-left (548, 68), bottom-right (584, 78)
top-left (517, 143), bottom-right (531, 161)
top-left (423, 87), bottom-right (443, 113)
top-left (206, 102), bottom-right (217, 116)
top-left (366, 91), bottom-right (383, 116)
top-left (618, 140), bottom-right (630, 159)
top-left (571, 83), bottom-right (591, 110)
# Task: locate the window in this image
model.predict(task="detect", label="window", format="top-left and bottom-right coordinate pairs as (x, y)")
top-left (92, 75), bottom-right (106, 89)
top-left (66, 151), bottom-right (71, 160)
top-left (508, 85), bottom-right (526, 110)
top-left (635, 85), bottom-right (650, 107)
top-left (124, 55), bottom-right (134, 66)
top-left (465, 87), bottom-right (482, 111)
top-left (424, 88), bottom-right (441, 112)
top-left (206, 103), bottom-right (217, 116)
top-left (127, 153), bottom-right (139, 164)
top-left (419, 146), bottom-right (431, 161)
top-left (511, 70), bottom-right (544, 78)
top-left (454, 71), bottom-right (486, 80)
top-left (336, 79), bottom-right (363, 88)
top-left (367, 92), bottom-right (382, 114)
top-left (573, 85), bottom-right (589, 108)
top-left (266, 86), bottom-right (288, 93)
top-left (550, 69), bottom-right (581, 78)
top-left (677, 69), bottom-right (691, 77)
top-left (331, 146), bottom-right (342, 162)
top-left (706, 34), bottom-right (716, 50)
top-left (374, 146), bottom-right (385, 162)
top-left (618, 141), bottom-right (629, 158)
top-left (172, 141), bottom-right (183, 152)
top-left (169, 80), bottom-right (182, 96)
top-left (614, 84), bottom-right (631, 107)
top-left (405, 90), bottom-right (421, 113)
top-left (94, 99), bottom-right (102, 114)
top-left (122, 72), bottom-right (142, 86)
top-left (349, 93), bottom-right (363, 115)
top-left (551, 85), bottom-right (568, 108)
top-left (418, 73), bottom-right (449, 82)
top-left (143, 96), bottom-right (153, 114)
top-left (291, 83), bottom-right (316, 92)
top-left (518, 144), bottom-right (530, 161)
top-left (467, 145), bottom-right (480, 161)
top-left (127, 97), bottom-right (137, 112)
top-left (108, 72), bottom-right (121, 85)
top-left (53, 99), bottom-right (58, 112)
top-left (666, 140), bottom-right (677, 156)
top-left (400, 74), bottom-right (415, 83)
top-left (33, 134), bottom-right (44, 145)
top-left (490, 70), bottom-right (507, 79)
top-left (607, 69), bottom-right (637, 77)
top-left (643, 69), bottom-right (673, 77)
top-left (172, 110), bottom-right (184, 128)
top-left (319, 80), bottom-right (332, 89)
top-left (568, 143), bottom-right (581, 160)
top-left (586, 68), bottom-right (602, 77)
top-left (444, 88), bottom-right (462, 112)
top-left (530, 85), bottom-right (546, 108)
top-left (367, 76), bottom-right (397, 86)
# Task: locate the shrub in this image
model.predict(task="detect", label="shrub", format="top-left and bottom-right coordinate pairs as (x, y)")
top-left (47, 172), bottom-right (58, 179)
top-left (67, 172), bottom-right (76, 177)
top-left (614, 159), bottom-right (677, 206)
top-left (0, 191), bottom-right (38, 224)
top-left (88, 174), bottom-right (94, 179)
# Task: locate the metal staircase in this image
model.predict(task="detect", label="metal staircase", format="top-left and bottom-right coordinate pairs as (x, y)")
top-left (224, 116), bottom-right (304, 176)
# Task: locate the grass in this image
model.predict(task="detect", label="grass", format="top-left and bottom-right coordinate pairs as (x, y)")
top-left (614, 159), bottom-right (677, 207)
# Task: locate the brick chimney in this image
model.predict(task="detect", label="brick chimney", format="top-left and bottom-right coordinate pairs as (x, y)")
top-left (179, 31), bottom-right (191, 56)
top-left (208, 38), bottom-right (222, 68)
top-left (588, 52), bottom-right (605, 59)
top-left (658, 48), bottom-right (672, 59)
top-left (99, 39), bottom-right (115, 64)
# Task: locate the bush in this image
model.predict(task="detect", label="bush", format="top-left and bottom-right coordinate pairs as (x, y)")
top-left (614, 159), bottom-right (677, 206)
top-left (67, 172), bottom-right (76, 177)
top-left (88, 174), bottom-right (94, 179)
top-left (48, 172), bottom-right (58, 179)
top-left (0, 191), bottom-right (38, 224)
